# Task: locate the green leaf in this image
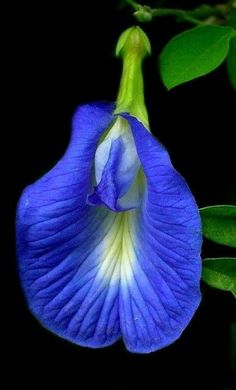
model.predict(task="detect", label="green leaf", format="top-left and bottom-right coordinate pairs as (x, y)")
top-left (227, 9), bottom-right (236, 30)
top-left (227, 10), bottom-right (236, 90)
top-left (202, 258), bottom-right (236, 297)
top-left (159, 25), bottom-right (235, 90)
top-left (200, 205), bottom-right (236, 248)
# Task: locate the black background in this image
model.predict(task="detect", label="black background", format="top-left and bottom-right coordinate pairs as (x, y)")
top-left (5, 0), bottom-right (236, 388)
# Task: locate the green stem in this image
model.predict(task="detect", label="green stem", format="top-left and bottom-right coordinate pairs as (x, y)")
top-left (151, 8), bottom-right (206, 25)
top-left (116, 53), bottom-right (149, 127)
top-left (115, 26), bottom-right (150, 128)
top-left (125, 0), bottom-right (141, 11)
top-left (125, 0), bottom-right (235, 25)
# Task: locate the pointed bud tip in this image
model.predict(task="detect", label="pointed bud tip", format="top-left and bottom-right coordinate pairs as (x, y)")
top-left (115, 26), bottom-right (151, 59)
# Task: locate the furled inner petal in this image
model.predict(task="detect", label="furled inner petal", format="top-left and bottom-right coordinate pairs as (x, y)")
top-left (87, 116), bottom-right (142, 211)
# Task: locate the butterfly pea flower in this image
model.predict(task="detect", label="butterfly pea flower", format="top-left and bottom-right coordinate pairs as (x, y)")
top-left (16, 27), bottom-right (202, 353)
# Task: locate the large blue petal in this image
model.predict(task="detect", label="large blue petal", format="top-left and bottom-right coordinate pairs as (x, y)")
top-left (17, 103), bottom-right (202, 354)
top-left (119, 114), bottom-right (202, 353)
top-left (16, 102), bottom-right (123, 348)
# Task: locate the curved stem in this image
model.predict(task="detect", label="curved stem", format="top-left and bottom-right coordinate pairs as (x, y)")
top-left (125, 0), bottom-right (141, 11)
top-left (151, 8), bottom-right (206, 25)
top-left (125, 0), bottom-right (235, 25)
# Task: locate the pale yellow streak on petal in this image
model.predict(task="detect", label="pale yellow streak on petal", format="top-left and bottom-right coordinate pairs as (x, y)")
top-left (98, 211), bottom-right (137, 285)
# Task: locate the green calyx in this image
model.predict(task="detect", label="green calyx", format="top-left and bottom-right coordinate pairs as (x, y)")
top-left (115, 26), bottom-right (151, 58)
top-left (115, 26), bottom-right (151, 128)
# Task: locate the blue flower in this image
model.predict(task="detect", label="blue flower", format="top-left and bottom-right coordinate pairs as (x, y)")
top-left (16, 27), bottom-right (202, 353)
